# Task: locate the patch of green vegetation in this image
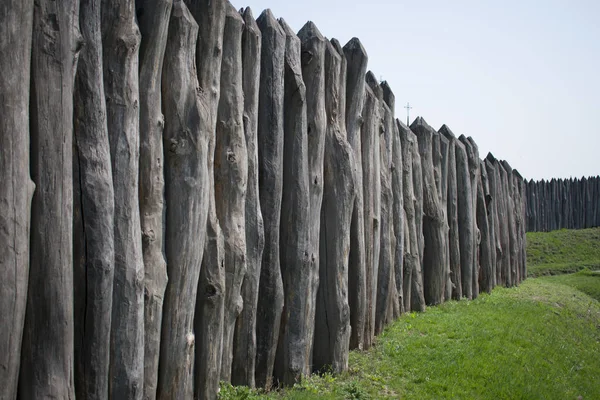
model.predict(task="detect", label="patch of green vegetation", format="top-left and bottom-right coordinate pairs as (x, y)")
top-left (220, 277), bottom-right (600, 399)
top-left (539, 268), bottom-right (600, 302)
top-left (527, 227), bottom-right (600, 277)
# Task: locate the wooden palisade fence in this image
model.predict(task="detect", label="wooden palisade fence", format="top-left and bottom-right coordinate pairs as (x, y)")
top-left (0, 1), bottom-right (528, 399)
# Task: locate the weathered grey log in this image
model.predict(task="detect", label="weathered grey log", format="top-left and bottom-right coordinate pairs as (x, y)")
top-left (72, 0), bottom-right (115, 397)
top-left (381, 84), bottom-right (404, 319)
top-left (514, 171), bottom-right (526, 281)
top-left (476, 162), bottom-right (493, 293)
top-left (275, 18), bottom-right (311, 385)
top-left (136, 0), bottom-right (172, 397)
top-left (182, 1), bottom-right (227, 398)
top-left (482, 161), bottom-right (497, 288)
top-left (314, 40), bottom-right (355, 374)
top-left (159, 3), bottom-right (210, 399)
top-left (491, 154), bottom-right (511, 286)
top-left (514, 170), bottom-right (526, 283)
top-left (501, 160), bottom-right (518, 287)
top-left (20, 1), bottom-right (81, 398)
top-left (255, 9), bottom-right (286, 389)
top-left (217, 5), bottom-right (248, 382)
top-left (375, 91), bottom-right (396, 332)
top-left (437, 133), bottom-right (451, 301)
top-left (343, 37), bottom-right (368, 350)
top-left (232, 7), bottom-right (264, 389)
top-left (455, 139), bottom-right (474, 299)
top-left (0, 2), bottom-right (35, 399)
top-left (361, 74), bottom-right (381, 348)
top-left (392, 119), bottom-right (405, 315)
top-left (439, 125), bottom-right (461, 299)
top-left (596, 177), bottom-right (600, 228)
top-left (461, 136), bottom-right (480, 297)
top-left (485, 158), bottom-right (501, 286)
top-left (398, 121), bottom-right (426, 313)
top-left (411, 117), bottom-right (447, 306)
top-left (297, 21), bottom-right (328, 376)
top-left (410, 123), bottom-right (427, 312)
top-left (101, 0), bottom-right (144, 397)
top-left (302, 21), bottom-right (327, 369)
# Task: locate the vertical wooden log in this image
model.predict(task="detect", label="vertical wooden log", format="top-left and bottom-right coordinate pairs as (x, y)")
top-left (314, 40), bottom-right (355, 374)
top-left (439, 125), bottom-right (461, 299)
top-left (375, 87), bottom-right (396, 332)
top-left (482, 160), bottom-right (498, 288)
top-left (455, 139), bottom-right (474, 299)
top-left (513, 171), bottom-right (525, 283)
top-left (501, 160), bottom-right (518, 287)
top-left (232, 7), bottom-right (264, 389)
top-left (514, 171), bottom-right (527, 281)
top-left (0, 2), bottom-right (35, 399)
top-left (20, 1), bottom-right (81, 398)
top-left (296, 21), bottom-right (328, 377)
top-left (136, 0), bottom-right (172, 397)
top-left (411, 117), bottom-right (447, 306)
top-left (437, 133), bottom-right (451, 301)
top-left (392, 119), bottom-right (405, 314)
top-left (275, 18), bottom-right (311, 385)
top-left (343, 38), bottom-right (368, 350)
top-left (381, 83), bottom-right (404, 320)
top-left (73, 0), bottom-right (115, 397)
top-left (462, 136), bottom-right (480, 297)
top-left (361, 75), bottom-right (381, 349)
top-left (596, 177), bottom-right (600, 228)
top-left (303, 23), bottom-right (327, 367)
top-left (159, 2), bottom-right (208, 398)
top-left (216, 5), bottom-right (247, 382)
top-left (183, 1), bottom-right (227, 398)
top-left (495, 157), bottom-right (512, 286)
top-left (476, 162), bottom-right (493, 293)
top-left (254, 9), bottom-right (285, 389)
top-left (398, 121), bottom-right (426, 313)
top-left (410, 124), bottom-right (426, 312)
top-left (101, 0), bottom-right (144, 397)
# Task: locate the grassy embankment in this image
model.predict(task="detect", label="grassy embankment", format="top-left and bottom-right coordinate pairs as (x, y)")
top-left (220, 228), bottom-right (600, 399)
top-left (527, 227), bottom-right (600, 277)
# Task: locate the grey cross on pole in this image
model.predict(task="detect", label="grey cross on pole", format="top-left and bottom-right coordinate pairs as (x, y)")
top-left (404, 102), bottom-right (412, 126)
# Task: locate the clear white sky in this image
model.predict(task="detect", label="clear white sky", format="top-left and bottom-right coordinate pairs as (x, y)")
top-left (229, 0), bottom-right (600, 181)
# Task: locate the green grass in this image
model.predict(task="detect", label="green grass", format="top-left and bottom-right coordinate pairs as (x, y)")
top-left (220, 229), bottom-right (600, 399)
top-left (220, 276), bottom-right (600, 400)
top-left (526, 227), bottom-right (600, 276)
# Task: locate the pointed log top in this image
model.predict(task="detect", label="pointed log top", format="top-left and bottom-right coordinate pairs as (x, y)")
top-left (439, 124), bottom-right (457, 141)
top-left (485, 152), bottom-right (497, 163)
top-left (344, 37), bottom-right (367, 57)
top-left (278, 17), bottom-right (297, 37)
top-left (396, 118), bottom-right (409, 131)
top-left (324, 39), bottom-right (341, 61)
top-left (240, 7), bottom-right (260, 34)
top-left (257, 9), bottom-right (285, 35)
top-left (410, 116), bottom-right (435, 134)
top-left (397, 118), bottom-right (416, 141)
top-left (297, 21), bottom-right (324, 42)
top-left (380, 81), bottom-right (395, 110)
top-left (439, 132), bottom-right (449, 145)
top-left (330, 38), bottom-right (345, 58)
top-left (513, 169), bottom-right (523, 180)
top-left (240, 6), bottom-right (254, 19)
top-left (365, 71), bottom-right (381, 97)
top-left (466, 136), bottom-right (479, 151)
top-left (501, 159), bottom-right (513, 173)
top-left (226, 2), bottom-right (244, 24)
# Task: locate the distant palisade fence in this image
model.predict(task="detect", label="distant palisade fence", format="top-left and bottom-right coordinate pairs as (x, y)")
top-left (526, 176), bottom-right (600, 232)
top-left (0, 1), bottom-right (527, 399)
